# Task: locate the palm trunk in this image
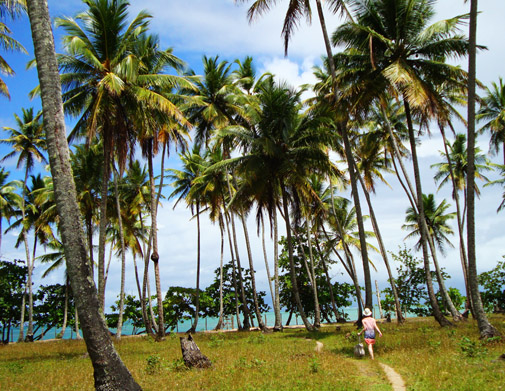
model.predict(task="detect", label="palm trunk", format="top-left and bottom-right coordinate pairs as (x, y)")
top-left (306, 218), bottom-right (321, 328)
top-left (314, 0), bottom-right (373, 308)
top-left (97, 149), bottom-right (110, 314)
top-left (466, 0), bottom-right (500, 338)
top-left (56, 278), bottom-right (69, 338)
top-left (74, 306), bottom-right (82, 340)
top-left (223, 209), bottom-right (242, 330)
top-left (404, 101), bottom-right (451, 327)
top-left (228, 210), bottom-right (252, 329)
top-left (272, 210), bottom-right (282, 330)
top-left (354, 160), bottom-right (404, 322)
top-left (215, 219), bottom-right (225, 330)
top-left (314, 235), bottom-right (341, 321)
top-left (239, 214), bottom-right (266, 330)
top-left (281, 187), bottom-right (314, 331)
top-left (27, 2), bottom-right (142, 388)
top-left (260, 218), bottom-right (276, 327)
top-left (426, 232), bottom-right (463, 321)
top-left (113, 167), bottom-right (126, 339)
top-left (190, 202), bottom-right (201, 332)
top-left (441, 124), bottom-right (471, 313)
top-left (147, 144), bottom-right (165, 339)
top-left (17, 288), bottom-right (26, 342)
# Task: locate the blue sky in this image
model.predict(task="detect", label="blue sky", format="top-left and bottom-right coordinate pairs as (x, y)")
top-left (1, 0), bottom-right (505, 311)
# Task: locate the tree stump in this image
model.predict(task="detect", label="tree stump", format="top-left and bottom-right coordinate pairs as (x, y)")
top-left (180, 334), bottom-right (212, 368)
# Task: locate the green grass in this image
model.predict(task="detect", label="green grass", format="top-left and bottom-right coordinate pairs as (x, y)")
top-left (0, 315), bottom-right (504, 390)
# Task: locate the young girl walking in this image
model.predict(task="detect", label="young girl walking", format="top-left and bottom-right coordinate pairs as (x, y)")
top-left (357, 308), bottom-right (383, 359)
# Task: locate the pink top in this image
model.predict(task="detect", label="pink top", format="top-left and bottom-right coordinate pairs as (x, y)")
top-left (362, 316), bottom-right (377, 331)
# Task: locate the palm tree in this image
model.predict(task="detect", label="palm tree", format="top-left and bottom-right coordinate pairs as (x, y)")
top-left (0, 168), bottom-right (22, 252)
top-left (54, 0), bottom-right (151, 311)
top-left (477, 78), bottom-right (505, 165)
top-left (465, 0), bottom-right (500, 338)
top-left (403, 193), bottom-right (462, 320)
top-left (237, 0), bottom-right (375, 311)
top-left (215, 80), bottom-right (335, 331)
top-left (1, 107), bottom-right (46, 340)
top-left (0, 0), bottom-right (27, 98)
top-left (26, 0), bottom-right (142, 387)
top-left (333, 0), bottom-right (472, 326)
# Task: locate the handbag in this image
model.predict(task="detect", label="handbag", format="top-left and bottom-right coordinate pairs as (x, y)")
top-left (354, 335), bottom-right (365, 357)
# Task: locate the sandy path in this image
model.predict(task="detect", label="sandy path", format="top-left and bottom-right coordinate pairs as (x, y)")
top-left (378, 362), bottom-right (406, 391)
top-left (311, 339), bottom-right (406, 390)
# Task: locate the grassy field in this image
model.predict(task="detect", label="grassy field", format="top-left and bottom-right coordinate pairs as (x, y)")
top-left (0, 315), bottom-right (504, 391)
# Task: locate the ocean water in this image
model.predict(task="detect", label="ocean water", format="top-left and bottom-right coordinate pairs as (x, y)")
top-left (6, 306), bottom-right (394, 342)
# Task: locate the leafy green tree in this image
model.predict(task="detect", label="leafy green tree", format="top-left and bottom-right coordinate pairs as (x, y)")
top-left (32, 283), bottom-right (75, 340)
top-left (203, 261), bottom-right (269, 324)
top-left (0, 259), bottom-right (26, 343)
top-left (478, 258), bottom-right (505, 313)
top-left (277, 234), bottom-right (354, 323)
top-left (382, 246), bottom-right (446, 317)
top-left (106, 294), bottom-right (144, 335)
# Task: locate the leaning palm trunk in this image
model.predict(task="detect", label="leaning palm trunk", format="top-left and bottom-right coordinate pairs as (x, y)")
top-left (314, 235), bottom-right (340, 321)
top-left (239, 214), bottom-right (266, 330)
top-left (113, 167), bottom-right (127, 338)
top-left (224, 215), bottom-right (243, 330)
top-left (404, 101), bottom-right (451, 327)
top-left (281, 188), bottom-right (314, 331)
top-left (313, 0), bottom-right (373, 308)
top-left (26, 3), bottom-right (142, 388)
top-left (272, 211), bottom-right (282, 330)
top-left (228, 210), bottom-right (252, 329)
top-left (440, 124), bottom-right (471, 313)
top-left (74, 306), bottom-right (82, 340)
top-left (261, 219), bottom-right (275, 317)
top-left (427, 235), bottom-right (462, 321)
top-left (466, 0), bottom-right (500, 338)
top-left (354, 162), bottom-right (404, 322)
top-left (306, 219), bottom-right (321, 327)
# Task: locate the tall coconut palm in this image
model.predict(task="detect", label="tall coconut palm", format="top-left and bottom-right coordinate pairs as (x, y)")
top-left (465, 0), bottom-right (500, 338)
top-left (54, 0), bottom-right (152, 312)
top-left (26, 0), bottom-right (142, 387)
top-left (1, 107), bottom-right (46, 341)
top-left (215, 80), bottom-right (336, 331)
top-left (333, 0), bottom-right (472, 326)
top-left (477, 78), bottom-right (505, 165)
top-left (0, 0), bottom-right (27, 98)
top-left (237, 0), bottom-right (375, 310)
top-left (132, 32), bottom-right (192, 340)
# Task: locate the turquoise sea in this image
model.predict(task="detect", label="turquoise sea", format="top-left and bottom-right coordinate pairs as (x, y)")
top-left (6, 306), bottom-right (395, 342)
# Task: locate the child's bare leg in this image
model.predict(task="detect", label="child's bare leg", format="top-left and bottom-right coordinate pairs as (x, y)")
top-left (368, 343), bottom-right (374, 360)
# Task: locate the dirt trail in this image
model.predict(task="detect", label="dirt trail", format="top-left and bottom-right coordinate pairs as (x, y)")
top-left (312, 340), bottom-right (407, 390)
top-left (378, 362), bottom-right (406, 391)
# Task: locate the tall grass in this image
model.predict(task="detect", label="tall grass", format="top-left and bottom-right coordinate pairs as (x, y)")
top-left (0, 316), bottom-right (503, 390)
